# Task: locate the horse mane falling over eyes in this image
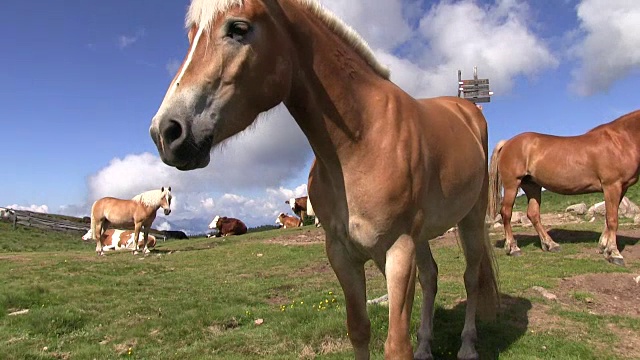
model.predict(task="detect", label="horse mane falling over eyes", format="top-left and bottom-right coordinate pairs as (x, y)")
top-left (149, 0), bottom-right (498, 359)
top-left (90, 187), bottom-right (172, 256)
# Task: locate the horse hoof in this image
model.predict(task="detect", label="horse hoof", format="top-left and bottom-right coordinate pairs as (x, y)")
top-left (509, 250), bottom-right (522, 257)
top-left (548, 245), bottom-right (561, 253)
top-left (413, 353), bottom-right (434, 360)
top-left (607, 257), bottom-right (625, 267)
top-left (133, 251), bottom-right (139, 256)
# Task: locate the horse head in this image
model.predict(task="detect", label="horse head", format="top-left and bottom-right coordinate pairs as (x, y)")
top-left (161, 186), bottom-right (173, 215)
top-left (149, 0), bottom-right (295, 170)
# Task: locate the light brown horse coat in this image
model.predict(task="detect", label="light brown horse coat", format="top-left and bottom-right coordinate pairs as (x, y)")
top-left (90, 187), bottom-right (172, 255)
top-left (489, 109), bottom-right (640, 266)
top-left (148, 1), bottom-right (498, 359)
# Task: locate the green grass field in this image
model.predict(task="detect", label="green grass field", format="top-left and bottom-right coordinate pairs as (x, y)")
top-left (513, 183), bottom-right (640, 214)
top-left (1, 193), bottom-right (639, 359)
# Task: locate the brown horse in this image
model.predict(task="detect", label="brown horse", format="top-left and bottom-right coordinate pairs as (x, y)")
top-left (90, 187), bottom-right (172, 256)
top-left (148, 1), bottom-right (498, 359)
top-left (489, 110), bottom-right (640, 266)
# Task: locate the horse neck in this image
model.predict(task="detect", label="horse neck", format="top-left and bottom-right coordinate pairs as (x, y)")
top-left (279, 0), bottom-right (395, 169)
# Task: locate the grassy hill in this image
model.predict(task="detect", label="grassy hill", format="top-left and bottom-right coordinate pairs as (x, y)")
top-left (0, 219), bottom-right (638, 359)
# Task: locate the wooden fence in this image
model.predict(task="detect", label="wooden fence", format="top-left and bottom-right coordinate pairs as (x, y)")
top-left (1, 209), bottom-right (89, 233)
top-left (1, 209), bottom-right (168, 239)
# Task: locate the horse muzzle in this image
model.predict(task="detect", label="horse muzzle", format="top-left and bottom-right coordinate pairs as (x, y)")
top-left (164, 209), bottom-right (172, 216)
top-left (150, 117), bottom-right (211, 170)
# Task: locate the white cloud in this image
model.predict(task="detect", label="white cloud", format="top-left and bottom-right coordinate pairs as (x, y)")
top-left (155, 221), bottom-right (172, 231)
top-left (64, 1), bottom-right (561, 230)
top-left (117, 28), bottom-right (145, 49)
top-left (6, 204), bottom-right (49, 213)
top-left (569, 0), bottom-right (640, 95)
top-left (165, 59), bottom-right (181, 77)
top-left (378, 0), bottom-right (558, 98)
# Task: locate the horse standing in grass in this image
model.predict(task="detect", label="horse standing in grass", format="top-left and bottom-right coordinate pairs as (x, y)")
top-left (90, 187), bottom-right (172, 256)
top-left (148, 1), bottom-right (498, 359)
top-left (489, 109), bottom-right (640, 266)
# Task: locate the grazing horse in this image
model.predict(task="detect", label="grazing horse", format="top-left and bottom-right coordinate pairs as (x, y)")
top-left (90, 187), bottom-right (172, 256)
top-left (82, 228), bottom-right (157, 253)
top-left (148, 1), bottom-right (498, 359)
top-left (489, 110), bottom-right (640, 266)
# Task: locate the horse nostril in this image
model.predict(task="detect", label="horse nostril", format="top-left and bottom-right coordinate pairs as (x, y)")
top-left (161, 119), bottom-right (184, 146)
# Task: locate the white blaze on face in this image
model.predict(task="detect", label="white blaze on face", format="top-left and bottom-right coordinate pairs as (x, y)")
top-left (167, 26), bottom-right (204, 101)
top-left (275, 215), bottom-right (283, 226)
top-left (209, 215), bottom-right (220, 229)
top-left (288, 198), bottom-right (296, 212)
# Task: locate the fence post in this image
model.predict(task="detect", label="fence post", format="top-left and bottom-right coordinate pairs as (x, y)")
top-left (12, 213), bottom-right (17, 230)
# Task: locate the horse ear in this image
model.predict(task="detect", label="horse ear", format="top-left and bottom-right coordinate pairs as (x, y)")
top-left (168, 187), bottom-right (171, 192)
top-left (161, 187), bottom-right (165, 192)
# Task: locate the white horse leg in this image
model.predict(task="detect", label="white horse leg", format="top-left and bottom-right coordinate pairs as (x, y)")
top-left (326, 233), bottom-right (370, 360)
top-left (414, 240), bottom-right (438, 360)
top-left (384, 234), bottom-right (416, 360)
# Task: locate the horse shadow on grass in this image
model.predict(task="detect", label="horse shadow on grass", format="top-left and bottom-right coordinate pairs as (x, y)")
top-left (494, 228), bottom-right (639, 252)
top-left (428, 293), bottom-right (531, 359)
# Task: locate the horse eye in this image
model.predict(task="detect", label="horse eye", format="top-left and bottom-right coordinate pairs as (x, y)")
top-left (227, 21), bottom-right (250, 41)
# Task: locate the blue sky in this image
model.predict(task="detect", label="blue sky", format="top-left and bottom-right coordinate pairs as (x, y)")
top-left (1, 0), bottom-right (639, 231)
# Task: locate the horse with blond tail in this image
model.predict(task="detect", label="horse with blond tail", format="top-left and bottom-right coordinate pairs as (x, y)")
top-left (90, 187), bottom-right (172, 256)
top-left (488, 109), bottom-right (640, 266)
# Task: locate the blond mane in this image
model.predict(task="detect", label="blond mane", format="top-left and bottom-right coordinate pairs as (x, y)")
top-left (185, 0), bottom-right (390, 79)
top-left (132, 188), bottom-right (171, 208)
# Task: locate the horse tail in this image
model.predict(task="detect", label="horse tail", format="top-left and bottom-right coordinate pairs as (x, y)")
top-left (476, 225), bottom-right (500, 321)
top-left (488, 140), bottom-right (507, 220)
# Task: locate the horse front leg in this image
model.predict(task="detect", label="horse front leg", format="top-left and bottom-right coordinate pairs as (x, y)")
top-left (602, 185), bottom-right (625, 266)
top-left (384, 234), bottom-right (416, 360)
top-left (142, 226), bottom-right (151, 254)
top-left (326, 234), bottom-right (371, 360)
top-left (414, 240), bottom-right (438, 360)
top-left (132, 223), bottom-right (142, 255)
top-left (521, 182), bottom-right (560, 252)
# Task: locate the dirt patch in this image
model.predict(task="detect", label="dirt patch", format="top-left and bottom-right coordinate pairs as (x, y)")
top-left (607, 323), bottom-right (640, 359)
top-left (555, 273), bottom-right (640, 318)
top-left (263, 228), bottom-right (325, 246)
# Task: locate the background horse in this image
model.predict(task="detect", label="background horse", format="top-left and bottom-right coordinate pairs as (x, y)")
top-left (90, 187), bottom-right (172, 256)
top-left (148, 1), bottom-right (498, 359)
top-left (489, 109), bottom-right (640, 266)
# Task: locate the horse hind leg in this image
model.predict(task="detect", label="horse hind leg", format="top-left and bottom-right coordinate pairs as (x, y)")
top-left (520, 182), bottom-right (560, 252)
top-left (456, 203), bottom-right (499, 360)
top-left (414, 240), bottom-right (438, 360)
top-left (602, 184), bottom-right (625, 266)
top-left (95, 220), bottom-right (107, 256)
top-left (500, 182), bottom-right (522, 256)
